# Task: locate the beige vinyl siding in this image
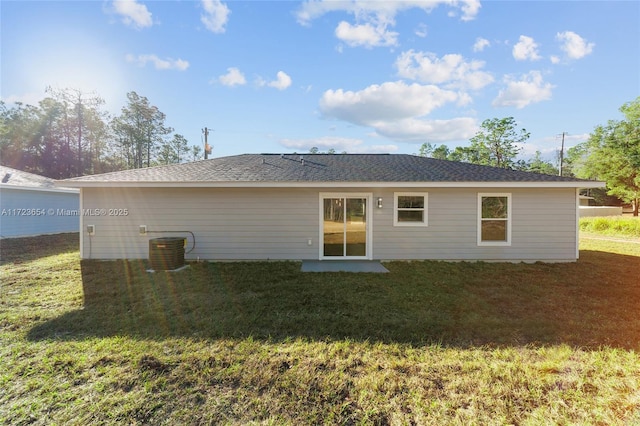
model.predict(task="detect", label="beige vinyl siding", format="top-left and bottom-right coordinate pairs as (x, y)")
top-left (81, 186), bottom-right (579, 262)
top-left (373, 187), bottom-right (577, 262)
top-left (81, 187), bottom-right (321, 260)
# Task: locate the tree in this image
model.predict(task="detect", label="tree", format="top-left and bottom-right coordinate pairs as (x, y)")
top-left (526, 151), bottom-right (558, 175)
top-left (448, 145), bottom-right (484, 164)
top-left (170, 134), bottom-right (190, 163)
top-left (575, 97), bottom-right (640, 215)
top-left (0, 92), bottom-right (111, 178)
top-left (431, 144), bottom-right (450, 160)
top-left (191, 145), bottom-right (203, 161)
top-left (157, 134), bottom-right (190, 165)
top-left (45, 87), bottom-right (106, 177)
top-left (112, 92), bottom-right (172, 169)
top-left (0, 101), bottom-right (41, 173)
top-left (157, 142), bottom-right (178, 165)
top-left (417, 142), bottom-right (450, 160)
top-left (468, 117), bottom-right (530, 168)
top-left (563, 143), bottom-right (588, 178)
top-left (418, 142), bottom-right (433, 157)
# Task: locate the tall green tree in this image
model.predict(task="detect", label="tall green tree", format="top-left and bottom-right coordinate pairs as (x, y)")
top-left (417, 142), bottom-right (451, 160)
top-left (468, 117), bottom-right (530, 168)
top-left (0, 101), bottom-right (42, 173)
top-left (112, 92), bottom-right (172, 169)
top-left (170, 134), bottom-right (190, 163)
top-left (526, 151), bottom-right (558, 175)
top-left (575, 97), bottom-right (640, 215)
top-left (1, 89), bottom-right (111, 178)
top-left (45, 87), bottom-right (106, 177)
top-left (191, 145), bottom-right (203, 161)
top-left (157, 134), bottom-right (190, 165)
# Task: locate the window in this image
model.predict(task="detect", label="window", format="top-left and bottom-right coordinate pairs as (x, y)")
top-left (394, 192), bottom-right (428, 226)
top-left (478, 193), bottom-right (511, 245)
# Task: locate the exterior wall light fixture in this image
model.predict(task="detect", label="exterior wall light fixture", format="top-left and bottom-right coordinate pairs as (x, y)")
top-left (377, 197), bottom-right (383, 209)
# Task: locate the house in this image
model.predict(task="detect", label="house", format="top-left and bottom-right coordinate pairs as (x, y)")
top-left (59, 154), bottom-right (604, 262)
top-left (0, 166), bottom-right (80, 238)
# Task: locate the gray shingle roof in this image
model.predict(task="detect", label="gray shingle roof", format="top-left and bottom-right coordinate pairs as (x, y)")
top-left (60, 153), bottom-right (599, 185)
top-left (1, 165), bottom-right (78, 191)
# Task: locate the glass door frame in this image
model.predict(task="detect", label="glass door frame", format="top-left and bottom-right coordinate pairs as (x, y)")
top-left (319, 193), bottom-right (373, 260)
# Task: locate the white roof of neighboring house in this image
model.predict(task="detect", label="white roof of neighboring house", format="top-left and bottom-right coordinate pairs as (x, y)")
top-left (0, 166), bottom-right (78, 193)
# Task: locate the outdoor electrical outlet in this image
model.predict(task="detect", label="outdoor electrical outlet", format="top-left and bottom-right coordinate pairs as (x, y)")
top-left (307, 238), bottom-right (312, 246)
top-left (87, 225), bottom-right (95, 236)
top-left (139, 225), bottom-right (147, 235)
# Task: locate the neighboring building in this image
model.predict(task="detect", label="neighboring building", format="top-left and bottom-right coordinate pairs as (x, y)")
top-left (578, 195), bottom-right (624, 217)
top-left (579, 195), bottom-right (594, 207)
top-left (0, 166), bottom-right (80, 238)
top-left (59, 154), bottom-right (604, 262)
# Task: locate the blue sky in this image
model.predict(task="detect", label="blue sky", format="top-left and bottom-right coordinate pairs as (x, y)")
top-left (2, 1), bottom-right (639, 162)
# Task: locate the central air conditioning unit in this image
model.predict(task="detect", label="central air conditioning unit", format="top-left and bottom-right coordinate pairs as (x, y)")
top-left (149, 237), bottom-right (185, 270)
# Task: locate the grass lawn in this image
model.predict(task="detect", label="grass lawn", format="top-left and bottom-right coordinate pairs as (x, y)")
top-left (1, 232), bottom-right (639, 424)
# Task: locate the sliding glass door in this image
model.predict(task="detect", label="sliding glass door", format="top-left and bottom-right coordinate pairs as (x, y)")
top-left (321, 195), bottom-right (370, 259)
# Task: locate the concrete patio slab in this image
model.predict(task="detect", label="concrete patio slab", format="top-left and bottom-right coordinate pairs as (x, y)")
top-left (301, 260), bottom-right (389, 273)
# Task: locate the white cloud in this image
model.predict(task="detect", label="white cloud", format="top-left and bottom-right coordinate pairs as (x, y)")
top-left (458, 0), bottom-right (481, 21)
top-left (415, 23), bottom-right (428, 38)
top-left (268, 71), bottom-right (292, 90)
top-left (319, 80), bottom-right (476, 142)
top-left (335, 21), bottom-right (398, 48)
top-left (125, 54), bottom-right (189, 71)
top-left (493, 71), bottom-right (554, 109)
top-left (556, 31), bottom-right (594, 60)
top-left (296, 0), bottom-right (480, 25)
top-left (512, 35), bottom-right (542, 61)
top-left (296, 1), bottom-right (480, 49)
top-left (395, 50), bottom-right (493, 90)
top-left (280, 136), bottom-right (398, 153)
top-left (1, 92), bottom-right (44, 106)
top-left (550, 55), bottom-right (561, 64)
top-left (201, 0), bottom-right (230, 33)
top-left (112, 0), bottom-right (153, 30)
top-left (374, 117), bottom-right (478, 142)
top-left (320, 81), bottom-right (460, 125)
top-left (218, 67), bottom-right (246, 87)
top-left (473, 37), bottom-right (490, 52)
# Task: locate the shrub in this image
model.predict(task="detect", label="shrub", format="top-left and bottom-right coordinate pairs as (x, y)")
top-left (580, 216), bottom-right (640, 238)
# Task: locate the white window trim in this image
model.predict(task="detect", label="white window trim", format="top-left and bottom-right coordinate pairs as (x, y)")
top-left (394, 192), bottom-right (428, 227)
top-left (477, 193), bottom-right (512, 246)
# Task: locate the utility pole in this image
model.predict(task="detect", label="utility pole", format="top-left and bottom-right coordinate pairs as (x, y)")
top-left (202, 127), bottom-right (213, 159)
top-left (558, 132), bottom-right (567, 176)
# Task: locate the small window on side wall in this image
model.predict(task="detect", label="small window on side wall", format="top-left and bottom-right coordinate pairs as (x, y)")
top-left (394, 193), bottom-right (428, 226)
top-left (478, 193), bottom-right (511, 246)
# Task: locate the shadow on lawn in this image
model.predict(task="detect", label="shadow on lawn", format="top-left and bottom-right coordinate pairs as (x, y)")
top-left (28, 250), bottom-right (640, 349)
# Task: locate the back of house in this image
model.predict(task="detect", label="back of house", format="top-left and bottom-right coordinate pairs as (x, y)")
top-left (59, 154), bottom-right (604, 263)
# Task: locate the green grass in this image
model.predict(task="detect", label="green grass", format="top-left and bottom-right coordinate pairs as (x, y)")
top-left (580, 216), bottom-right (640, 238)
top-left (1, 233), bottom-right (640, 424)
